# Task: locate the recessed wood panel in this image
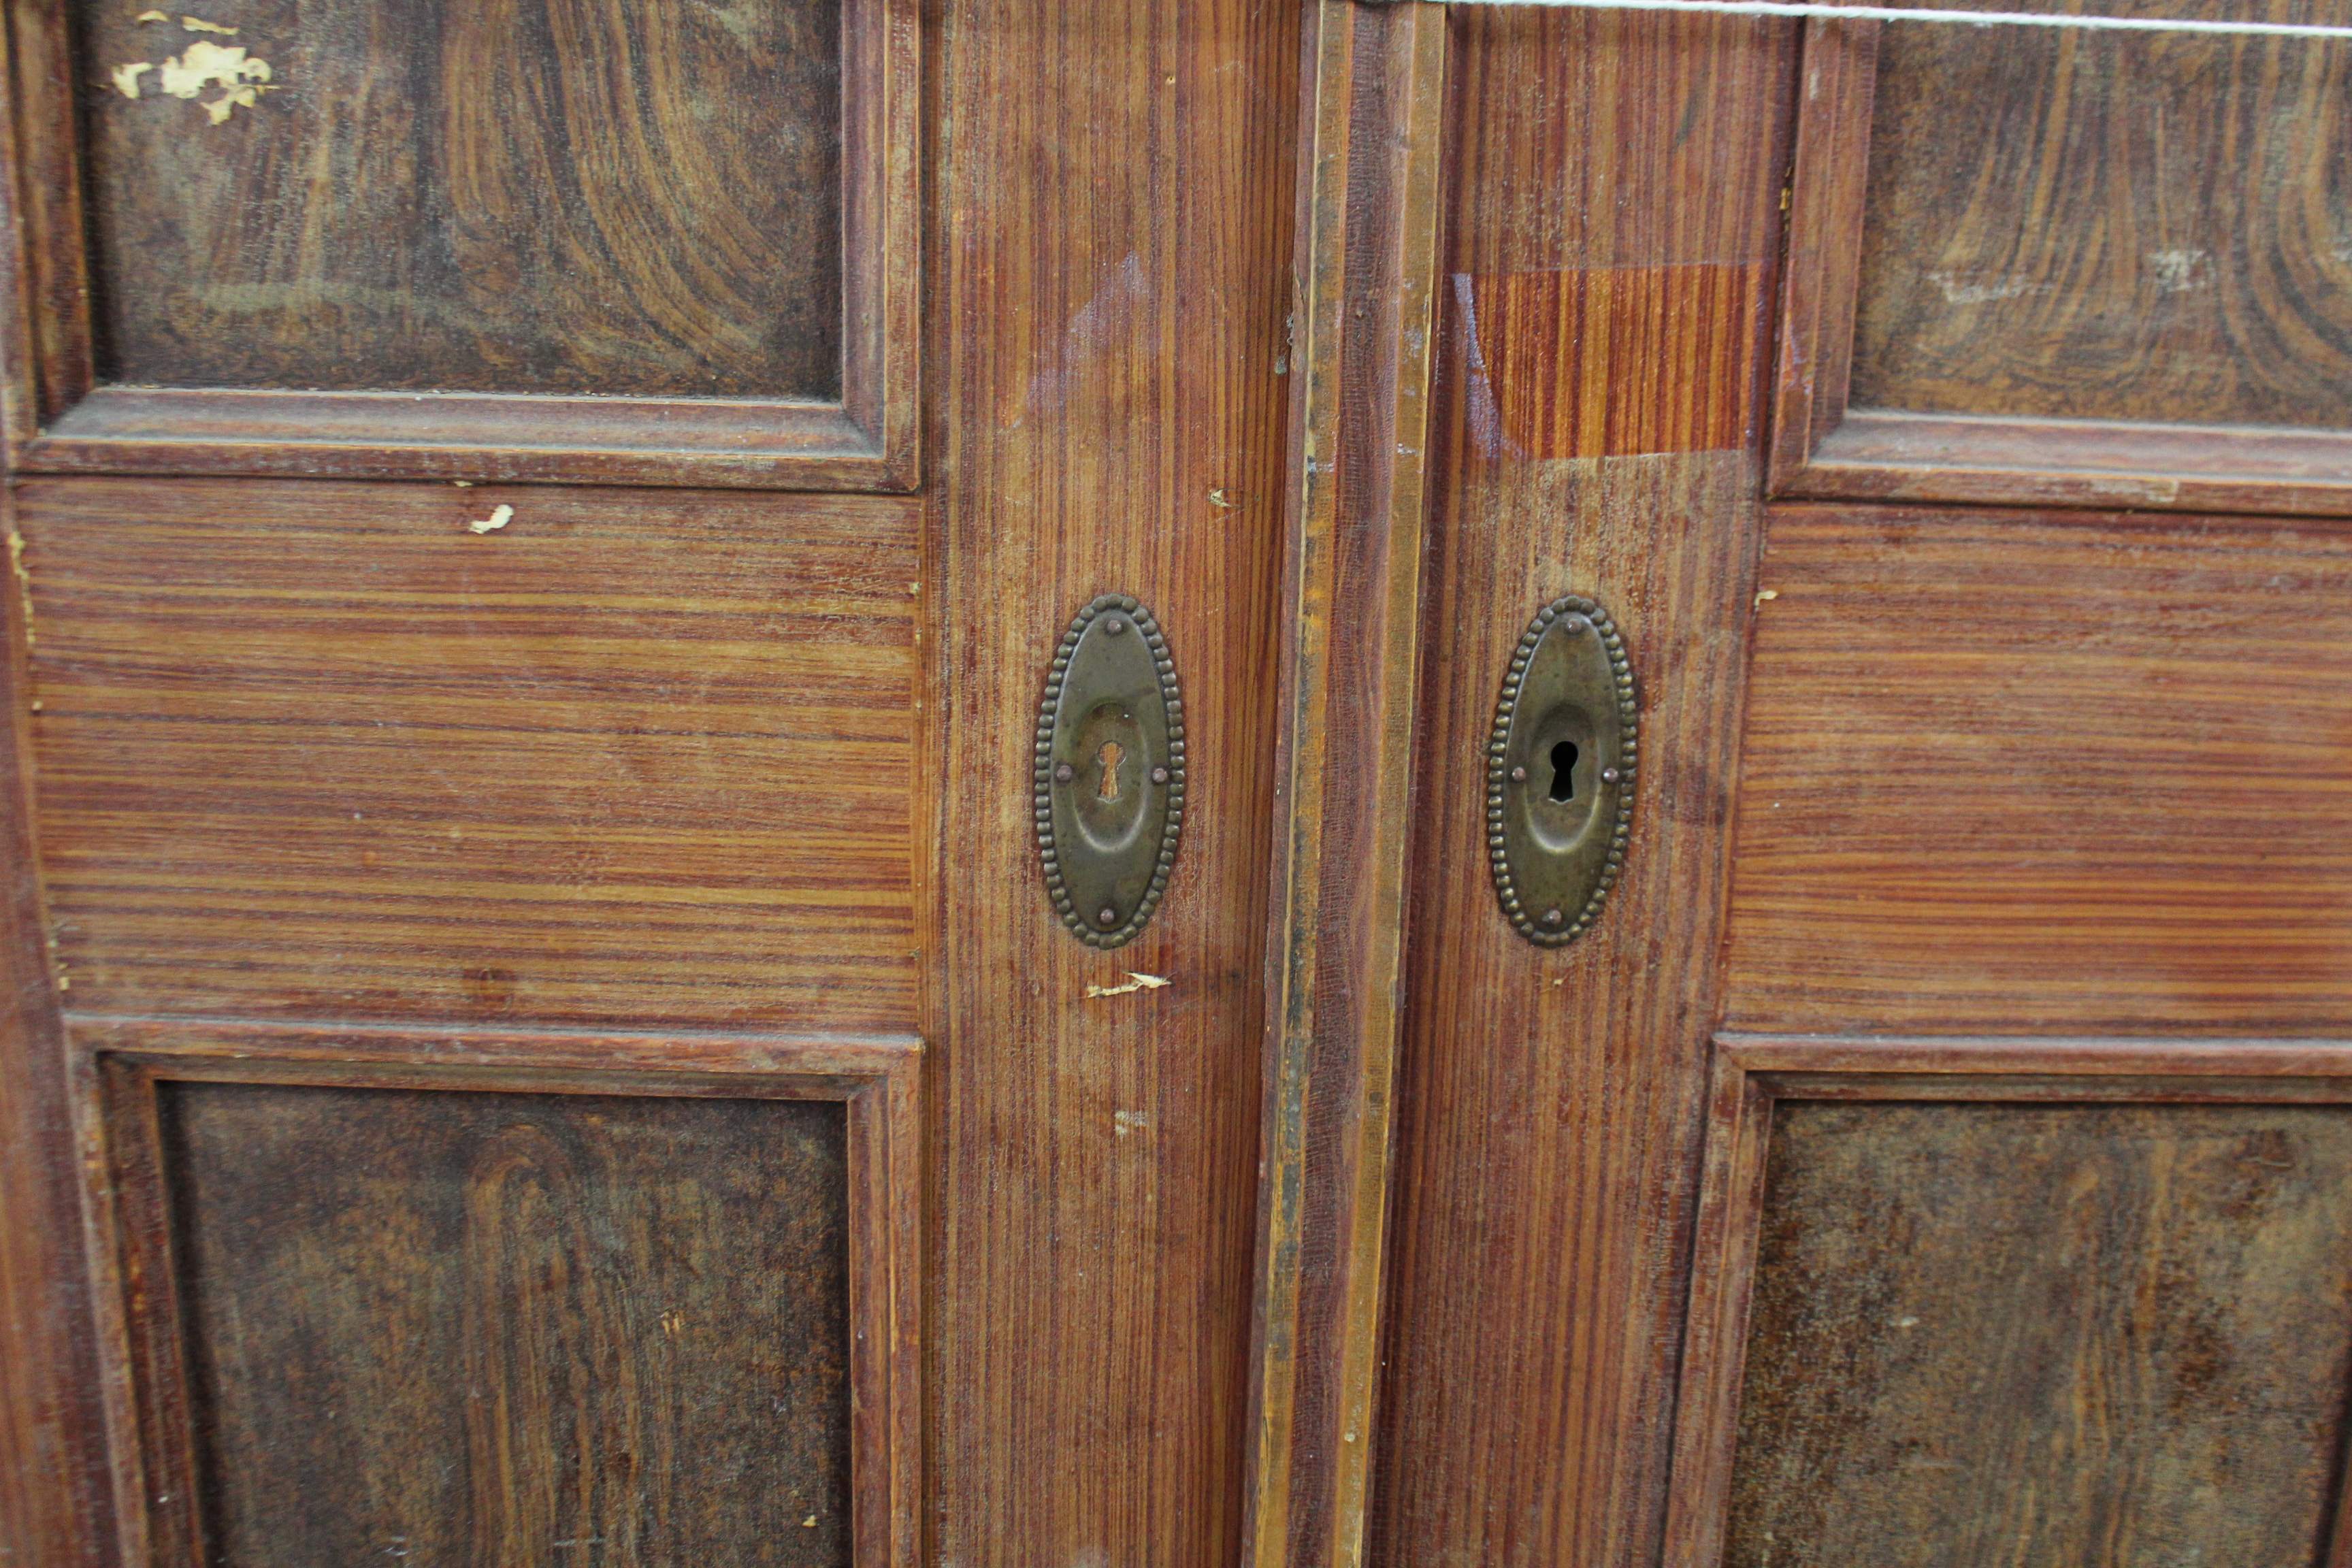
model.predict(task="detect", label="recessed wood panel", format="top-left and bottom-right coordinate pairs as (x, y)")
top-left (1769, 11), bottom-right (2352, 515)
top-left (0, 0), bottom-right (917, 487)
top-left (76, 0), bottom-right (843, 399)
top-left (20, 477), bottom-right (918, 1030)
top-left (1724, 506), bottom-right (2352, 1032)
top-left (147, 1079), bottom-right (852, 1568)
top-left (1851, 8), bottom-right (2352, 432)
top-left (1728, 1098), bottom-right (2352, 1567)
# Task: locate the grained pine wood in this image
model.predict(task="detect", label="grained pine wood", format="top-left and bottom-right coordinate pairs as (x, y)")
top-left (1667, 1036), bottom-right (2352, 1568)
top-left (18, 478), bottom-right (920, 1031)
top-left (1723, 505), bottom-right (2352, 1033)
top-left (1772, 10), bottom-right (2352, 516)
top-left (1, 0), bottom-right (921, 489)
top-left (1245, 8), bottom-right (1443, 1568)
top-left (1370, 13), bottom-right (1793, 1568)
top-left (76, 0), bottom-right (844, 399)
top-left (73, 1020), bottom-right (920, 1568)
top-left (924, 3), bottom-right (1298, 1565)
top-left (1851, 0), bottom-right (2352, 433)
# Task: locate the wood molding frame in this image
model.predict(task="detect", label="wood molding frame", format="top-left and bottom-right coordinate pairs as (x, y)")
top-left (67, 1017), bottom-right (922, 1568)
top-left (1664, 1030), bottom-right (2352, 1566)
top-left (0, 0), bottom-right (919, 491)
top-left (1767, 18), bottom-right (2352, 519)
top-left (1244, 5), bottom-right (1445, 1567)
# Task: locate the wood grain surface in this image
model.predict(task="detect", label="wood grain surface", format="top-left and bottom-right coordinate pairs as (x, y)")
top-left (75, 0), bottom-right (843, 398)
top-left (131, 1076), bottom-right (853, 1568)
top-left (0, 491), bottom-right (110, 1567)
top-left (1726, 1096), bottom-right (2352, 1568)
top-left (1245, 9), bottom-right (1443, 1568)
top-left (922, 3), bottom-right (1298, 1566)
top-left (1724, 505), bottom-right (2352, 1033)
top-left (1771, 12), bottom-right (2352, 514)
top-left (1850, 0), bottom-right (2352, 433)
top-left (1370, 13), bottom-right (1791, 1568)
top-left (18, 477), bottom-right (919, 1030)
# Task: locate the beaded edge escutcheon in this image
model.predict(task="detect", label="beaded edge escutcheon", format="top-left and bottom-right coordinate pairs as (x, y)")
top-left (1486, 593), bottom-right (1638, 948)
top-left (1034, 593), bottom-right (1186, 949)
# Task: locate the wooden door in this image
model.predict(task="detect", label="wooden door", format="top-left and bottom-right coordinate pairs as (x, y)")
top-left (0, 3), bottom-right (1301, 1566)
top-left (1256, 3), bottom-right (2352, 1567)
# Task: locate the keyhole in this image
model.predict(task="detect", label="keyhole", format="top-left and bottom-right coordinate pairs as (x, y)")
top-left (1097, 741), bottom-right (1124, 801)
top-left (1548, 741), bottom-right (1578, 803)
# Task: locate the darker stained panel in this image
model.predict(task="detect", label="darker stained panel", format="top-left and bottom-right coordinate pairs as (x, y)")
top-left (74, 0), bottom-right (842, 397)
top-left (1850, 1), bottom-right (2352, 429)
top-left (160, 1082), bottom-right (850, 1567)
top-left (1727, 1099), bottom-right (2352, 1568)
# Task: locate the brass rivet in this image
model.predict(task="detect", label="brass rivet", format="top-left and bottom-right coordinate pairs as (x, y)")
top-left (1152, 767), bottom-right (1169, 784)
top-left (1098, 907), bottom-right (1118, 926)
top-left (1055, 762), bottom-right (1076, 783)
top-left (1510, 765), bottom-right (1527, 781)
top-left (1541, 909), bottom-right (1563, 926)
top-left (1601, 767), bottom-right (1620, 784)
top-left (1105, 619), bottom-right (1128, 635)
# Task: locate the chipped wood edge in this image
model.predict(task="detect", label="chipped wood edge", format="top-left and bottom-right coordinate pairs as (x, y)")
top-left (1243, 5), bottom-right (1448, 1567)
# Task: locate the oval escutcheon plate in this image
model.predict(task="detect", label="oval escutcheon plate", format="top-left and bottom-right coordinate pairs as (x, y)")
top-left (1035, 593), bottom-right (1186, 948)
top-left (1488, 593), bottom-right (1638, 947)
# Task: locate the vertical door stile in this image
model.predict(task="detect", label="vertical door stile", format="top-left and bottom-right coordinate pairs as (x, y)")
top-left (0, 486), bottom-right (105, 1567)
top-left (1244, 6), bottom-right (1447, 1568)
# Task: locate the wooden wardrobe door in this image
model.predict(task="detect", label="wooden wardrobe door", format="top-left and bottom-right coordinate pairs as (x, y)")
top-left (1254, 5), bottom-right (2352, 1568)
top-left (0, 3), bottom-right (1301, 1567)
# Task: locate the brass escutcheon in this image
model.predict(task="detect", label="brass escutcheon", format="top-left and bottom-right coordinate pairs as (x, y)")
top-left (1486, 593), bottom-right (1637, 947)
top-left (1034, 594), bottom-right (1186, 947)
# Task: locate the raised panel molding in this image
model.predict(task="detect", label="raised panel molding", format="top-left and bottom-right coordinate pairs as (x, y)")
top-left (71, 1017), bottom-right (920, 1568)
top-left (0, 0), bottom-right (919, 489)
top-left (1667, 1033), bottom-right (2352, 1568)
top-left (1770, 14), bottom-right (2352, 517)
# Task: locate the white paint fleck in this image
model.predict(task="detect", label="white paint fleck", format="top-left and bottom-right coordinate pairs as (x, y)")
top-left (1927, 270), bottom-right (2055, 306)
top-left (179, 14), bottom-right (240, 34)
top-left (2147, 247), bottom-right (2212, 293)
top-left (466, 504), bottom-right (514, 534)
top-left (135, 9), bottom-right (171, 20)
top-left (114, 37), bottom-right (278, 122)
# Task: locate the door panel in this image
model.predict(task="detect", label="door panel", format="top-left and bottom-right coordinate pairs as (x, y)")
top-left (20, 478), bottom-right (919, 1029)
top-left (90, 1031), bottom-right (919, 1568)
top-left (2, 0), bottom-right (918, 487)
top-left (1725, 506), bottom-right (2352, 1032)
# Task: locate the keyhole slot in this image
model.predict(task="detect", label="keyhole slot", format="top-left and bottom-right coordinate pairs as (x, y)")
top-left (1548, 740), bottom-right (1578, 803)
top-left (1097, 741), bottom-right (1125, 801)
